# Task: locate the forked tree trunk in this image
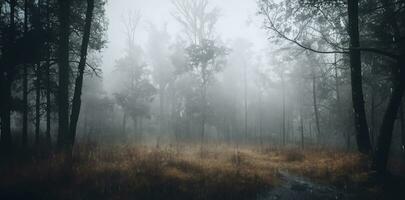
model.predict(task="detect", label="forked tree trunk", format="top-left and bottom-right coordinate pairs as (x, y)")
top-left (374, 60), bottom-right (405, 175)
top-left (373, 0), bottom-right (405, 175)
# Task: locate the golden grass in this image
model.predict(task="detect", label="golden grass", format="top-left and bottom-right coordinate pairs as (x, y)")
top-left (0, 144), bottom-right (370, 200)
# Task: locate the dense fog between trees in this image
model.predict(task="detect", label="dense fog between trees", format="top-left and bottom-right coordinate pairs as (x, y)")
top-left (1, 0), bottom-right (405, 199)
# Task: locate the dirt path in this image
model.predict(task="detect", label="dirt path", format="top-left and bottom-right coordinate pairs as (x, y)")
top-left (258, 171), bottom-right (361, 200)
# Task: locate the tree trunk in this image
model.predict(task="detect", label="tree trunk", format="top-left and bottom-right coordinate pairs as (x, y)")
top-left (312, 67), bottom-right (321, 144)
top-left (22, 0), bottom-right (29, 149)
top-left (69, 0), bottom-right (95, 150)
top-left (300, 109), bottom-right (304, 150)
top-left (122, 112), bottom-right (127, 135)
top-left (35, 63), bottom-right (41, 148)
top-left (45, 0), bottom-right (52, 149)
top-left (57, 0), bottom-right (71, 153)
top-left (0, 0), bottom-right (16, 152)
top-left (374, 60), bottom-right (405, 175)
top-left (348, 0), bottom-right (371, 154)
top-left (400, 102), bottom-right (405, 154)
top-left (244, 62), bottom-right (248, 143)
top-left (373, 0), bottom-right (405, 175)
top-left (159, 86), bottom-right (164, 135)
top-left (281, 73), bottom-right (286, 146)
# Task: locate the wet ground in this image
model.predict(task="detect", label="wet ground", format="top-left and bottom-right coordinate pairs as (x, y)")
top-left (258, 171), bottom-right (366, 200)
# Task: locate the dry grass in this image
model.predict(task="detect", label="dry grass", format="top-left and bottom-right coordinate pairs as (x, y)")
top-left (0, 144), bottom-right (370, 200)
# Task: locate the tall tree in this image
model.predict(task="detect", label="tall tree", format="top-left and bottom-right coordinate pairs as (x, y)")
top-left (347, 0), bottom-right (371, 154)
top-left (57, 0), bottom-right (71, 152)
top-left (69, 0), bottom-right (95, 150)
top-left (0, 0), bottom-right (16, 152)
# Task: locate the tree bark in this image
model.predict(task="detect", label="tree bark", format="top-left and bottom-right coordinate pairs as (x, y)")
top-left (373, 0), bottom-right (405, 175)
top-left (57, 0), bottom-right (71, 152)
top-left (400, 102), bottom-right (405, 154)
top-left (374, 60), bottom-right (405, 175)
top-left (347, 0), bottom-right (371, 154)
top-left (45, 0), bottom-right (52, 149)
top-left (35, 63), bottom-right (41, 148)
top-left (0, 0), bottom-right (16, 152)
top-left (22, 0), bottom-right (29, 149)
top-left (69, 0), bottom-right (95, 150)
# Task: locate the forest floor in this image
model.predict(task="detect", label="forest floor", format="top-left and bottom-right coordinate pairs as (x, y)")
top-left (0, 143), bottom-right (402, 200)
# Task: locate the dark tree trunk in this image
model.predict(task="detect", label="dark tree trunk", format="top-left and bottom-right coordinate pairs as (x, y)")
top-left (57, 0), bottom-right (71, 152)
top-left (374, 60), bottom-right (405, 175)
top-left (373, 0), bottom-right (405, 175)
top-left (35, 63), bottom-right (41, 148)
top-left (348, 0), bottom-right (371, 154)
top-left (0, 0), bottom-right (16, 152)
top-left (69, 0), bottom-right (95, 149)
top-left (400, 102), bottom-right (405, 153)
top-left (45, 0), bottom-right (52, 149)
top-left (22, 0), bottom-right (29, 149)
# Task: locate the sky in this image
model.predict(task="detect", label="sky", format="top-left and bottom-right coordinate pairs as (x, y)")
top-left (101, 0), bottom-right (269, 90)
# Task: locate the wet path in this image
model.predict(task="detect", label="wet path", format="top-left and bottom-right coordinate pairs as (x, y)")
top-left (258, 171), bottom-right (360, 200)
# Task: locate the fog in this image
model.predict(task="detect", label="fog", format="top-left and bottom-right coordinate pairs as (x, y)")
top-left (1, 0), bottom-right (404, 199)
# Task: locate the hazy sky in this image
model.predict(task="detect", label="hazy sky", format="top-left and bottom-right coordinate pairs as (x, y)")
top-left (101, 0), bottom-right (269, 87)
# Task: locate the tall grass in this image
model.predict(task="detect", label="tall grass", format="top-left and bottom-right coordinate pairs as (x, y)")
top-left (0, 144), bottom-right (369, 200)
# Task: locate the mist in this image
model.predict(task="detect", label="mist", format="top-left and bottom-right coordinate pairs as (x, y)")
top-left (0, 0), bottom-right (404, 199)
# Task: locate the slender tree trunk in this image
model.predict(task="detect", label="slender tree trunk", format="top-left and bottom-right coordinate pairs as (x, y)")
top-left (45, 0), bottom-right (52, 149)
top-left (400, 102), bottom-right (405, 153)
top-left (35, 63), bottom-right (41, 148)
top-left (57, 0), bottom-right (71, 153)
top-left (370, 84), bottom-right (376, 149)
top-left (312, 67), bottom-right (321, 144)
top-left (244, 62), bottom-right (248, 143)
top-left (22, 0), bottom-right (29, 149)
top-left (159, 86), bottom-right (164, 134)
top-left (69, 0), bottom-right (95, 150)
top-left (348, 0), bottom-right (371, 154)
top-left (281, 73), bottom-right (286, 146)
top-left (200, 65), bottom-right (207, 155)
top-left (122, 112), bottom-right (127, 135)
top-left (259, 91), bottom-right (263, 150)
top-left (0, 0), bottom-right (16, 152)
top-left (300, 108), bottom-right (304, 149)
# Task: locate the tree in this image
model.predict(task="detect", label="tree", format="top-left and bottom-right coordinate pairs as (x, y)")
top-left (147, 24), bottom-right (174, 138)
top-left (258, 0), bottom-right (405, 174)
top-left (173, 0), bottom-right (227, 151)
top-left (56, 0), bottom-right (71, 153)
top-left (69, 0), bottom-right (95, 150)
top-left (347, 0), bottom-right (371, 154)
top-left (113, 12), bottom-right (156, 139)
